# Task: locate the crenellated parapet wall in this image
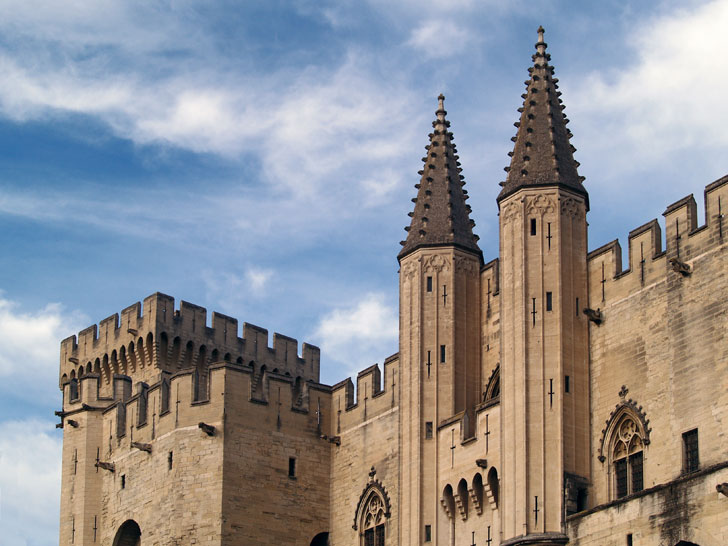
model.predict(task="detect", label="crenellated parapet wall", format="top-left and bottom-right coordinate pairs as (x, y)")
top-left (330, 354), bottom-right (399, 434)
top-left (587, 175), bottom-right (727, 307)
top-left (59, 293), bottom-right (321, 398)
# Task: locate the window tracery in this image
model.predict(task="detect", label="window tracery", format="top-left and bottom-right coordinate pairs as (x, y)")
top-left (610, 414), bottom-right (644, 498)
top-left (361, 493), bottom-right (386, 546)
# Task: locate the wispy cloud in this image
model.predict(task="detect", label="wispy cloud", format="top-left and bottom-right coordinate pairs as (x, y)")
top-left (407, 20), bottom-right (476, 59)
top-left (570, 0), bottom-right (728, 178)
top-left (312, 292), bottom-right (398, 380)
top-left (0, 296), bottom-right (86, 400)
top-left (0, 419), bottom-right (62, 546)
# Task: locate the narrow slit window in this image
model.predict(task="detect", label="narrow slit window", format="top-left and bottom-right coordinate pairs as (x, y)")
top-left (288, 457), bottom-right (296, 478)
top-left (530, 218), bottom-right (537, 236)
top-left (627, 534), bottom-right (633, 546)
top-left (546, 291), bottom-right (553, 311)
top-left (565, 375), bottom-right (570, 393)
top-left (440, 345), bottom-right (446, 363)
top-left (120, 474), bottom-right (126, 489)
top-left (576, 297), bottom-right (579, 316)
top-left (425, 422), bottom-right (433, 439)
top-left (168, 451), bottom-right (173, 470)
top-left (425, 524), bottom-right (432, 542)
top-left (426, 276), bottom-right (433, 292)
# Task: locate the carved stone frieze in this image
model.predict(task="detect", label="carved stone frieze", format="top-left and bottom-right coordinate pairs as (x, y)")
top-left (401, 261), bottom-right (419, 281)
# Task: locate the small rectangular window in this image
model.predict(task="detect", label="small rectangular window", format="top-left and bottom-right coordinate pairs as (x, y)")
top-left (565, 375), bottom-right (570, 393)
top-left (576, 297), bottom-right (579, 316)
top-left (630, 452), bottom-right (643, 492)
top-left (683, 429), bottom-right (699, 473)
top-left (425, 524), bottom-right (432, 542)
top-left (426, 276), bottom-right (433, 292)
top-left (288, 457), bottom-right (296, 478)
top-left (530, 218), bottom-right (537, 236)
top-left (546, 291), bottom-right (553, 311)
top-left (425, 422), bottom-right (433, 439)
top-left (120, 474), bottom-right (126, 489)
top-left (168, 451), bottom-right (173, 470)
top-left (440, 345), bottom-right (446, 363)
top-left (627, 534), bottom-right (633, 546)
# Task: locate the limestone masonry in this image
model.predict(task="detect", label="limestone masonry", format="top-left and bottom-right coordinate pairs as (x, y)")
top-left (58, 28), bottom-right (728, 545)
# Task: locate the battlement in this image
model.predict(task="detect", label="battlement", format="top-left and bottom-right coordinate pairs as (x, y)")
top-left (331, 354), bottom-right (399, 433)
top-left (587, 175), bottom-right (727, 307)
top-left (60, 293), bottom-right (321, 393)
top-left (61, 363), bottom-right (333, 440)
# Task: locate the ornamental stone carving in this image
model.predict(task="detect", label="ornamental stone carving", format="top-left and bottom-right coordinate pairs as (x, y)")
top-left (423, 254), bottom-right (450, 273)
top-left (500, 201), bottom-right (522, 224)
top-left (560, 197), bottom-right (584, 219)
top-left (401, 261), bottom-right (419, 281)
top-left (526, 194), bottom-right (556, 216)
top-left (454, 255), bottom-right (479, 276)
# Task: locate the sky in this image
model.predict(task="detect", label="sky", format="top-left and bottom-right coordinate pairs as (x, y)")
top-left (0, 0), bottom-right (726, 543)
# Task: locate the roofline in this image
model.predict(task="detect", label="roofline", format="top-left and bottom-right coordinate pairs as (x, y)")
top-left (397, 242), bottom-right (484, 264)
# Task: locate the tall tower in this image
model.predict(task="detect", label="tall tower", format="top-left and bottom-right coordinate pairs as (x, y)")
top-left (498, 27), bottom-right (590, 545)
top-left (397, 95), bottom-right (483, 545)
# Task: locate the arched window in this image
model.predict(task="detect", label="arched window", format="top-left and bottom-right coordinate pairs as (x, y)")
top-left (611, 414), bottom-right (645, 498)
top-left (361, 492), bottom-right (386, 546)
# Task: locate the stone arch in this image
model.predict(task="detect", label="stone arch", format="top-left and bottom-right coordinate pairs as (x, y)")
top-left (310, 532), bottom-right (329, 546)
top-left (183, 341), bottom-right (194, 369)
top-left (470, 473), bottom-right (484, 515)
top-left (456, 478), bottom-right (469, 520)
top-left (605, 408), bottom-right (647, 499)
top-left (224, 352), bottom-right (231, 362)
top-left (119, 345), bottom-right (128, 375)
top-left (354, 483), bottom-right (390, 545)
top-left (353, 480), bottom-right (392, 531)
top-left (113, 519), bottom-right (141, 546)
top-left (484, 365), bottom-right (500, 402)
top-left (441, 484), bottom-right (455, 519)
top-left (486, 467), bottom-right (499, 509)
top-left (211, 348), bottom-right (219, 363)
top-left (128, 341), bottom-right (137, 372)
top-left (171, 336), bottom-right (182, 368)
top-left (195, 345), bottom-right (208, 401)
top-left (159, 332), bottom-right (169, 368)
top-left (94, 358), bottom-right (101, 375)
top-left (145, 332), bottom-right (154, 367)
top-left (136, 336), bottom-right (146, 368)
top-left (598, 399), bottom-right (651, 463)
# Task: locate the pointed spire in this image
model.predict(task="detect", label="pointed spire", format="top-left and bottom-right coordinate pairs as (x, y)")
top-left (497, 26), bottom-right (588, 209)
top-left (398, 95), bottom-right (482, 262)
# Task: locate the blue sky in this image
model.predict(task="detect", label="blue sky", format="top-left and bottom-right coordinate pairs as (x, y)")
top-left (0, 1), bottom-right (726, 543)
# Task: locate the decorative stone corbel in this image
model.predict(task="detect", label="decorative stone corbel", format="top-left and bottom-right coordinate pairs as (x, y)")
top-left (131, 441), bottom-right (152, 453)
top-left (96, 461), bottom-right (115, 472)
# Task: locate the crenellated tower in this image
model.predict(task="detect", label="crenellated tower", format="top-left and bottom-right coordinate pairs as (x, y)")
top-left (498, 27), bottom-right (590, 545)
top-left (397, 95), bottom-right (483, 545)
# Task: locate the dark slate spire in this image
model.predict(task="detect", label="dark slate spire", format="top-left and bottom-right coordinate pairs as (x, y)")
top-left (498, 26), bottom-right (588, 209)
top-left (398, 95), bottom-right (481, 262)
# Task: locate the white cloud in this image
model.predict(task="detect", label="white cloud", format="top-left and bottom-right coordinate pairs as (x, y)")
top-left (570, 0), bottom-right (728, 174)
top-left (0, 297), bottom-right (87, 399)
top-left (313, 292), bottom-right (398, 377)
top-left (246, 267), bottom-right (273, 292)
top-left (0, 419), bottom-right (62, 546)
top-left (407, 20), bottom-right (475, 59)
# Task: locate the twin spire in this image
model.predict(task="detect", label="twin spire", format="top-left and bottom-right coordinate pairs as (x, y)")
top-left (398, 94), bottom-right (482, 262)
top-left (498, 26), bottom-right (587, 207)
top-left (400, 27), bottom-right (587, 261)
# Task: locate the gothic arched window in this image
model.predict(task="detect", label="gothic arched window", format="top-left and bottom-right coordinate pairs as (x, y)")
top-left (611, 414), bottom-right (644, 498)
top-left (361, 493), bottom-right (386, 546)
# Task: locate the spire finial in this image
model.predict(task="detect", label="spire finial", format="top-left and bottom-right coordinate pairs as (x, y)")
top-left (436, 94), bottom-right (446, 122)
top-left (536, 25), bottom-right (546, 54)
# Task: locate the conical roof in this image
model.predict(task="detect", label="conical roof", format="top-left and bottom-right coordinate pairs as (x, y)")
top-left (398, 95), bottom-right (482, 262)
top-left (498, 26), bottom-right (588, 209)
